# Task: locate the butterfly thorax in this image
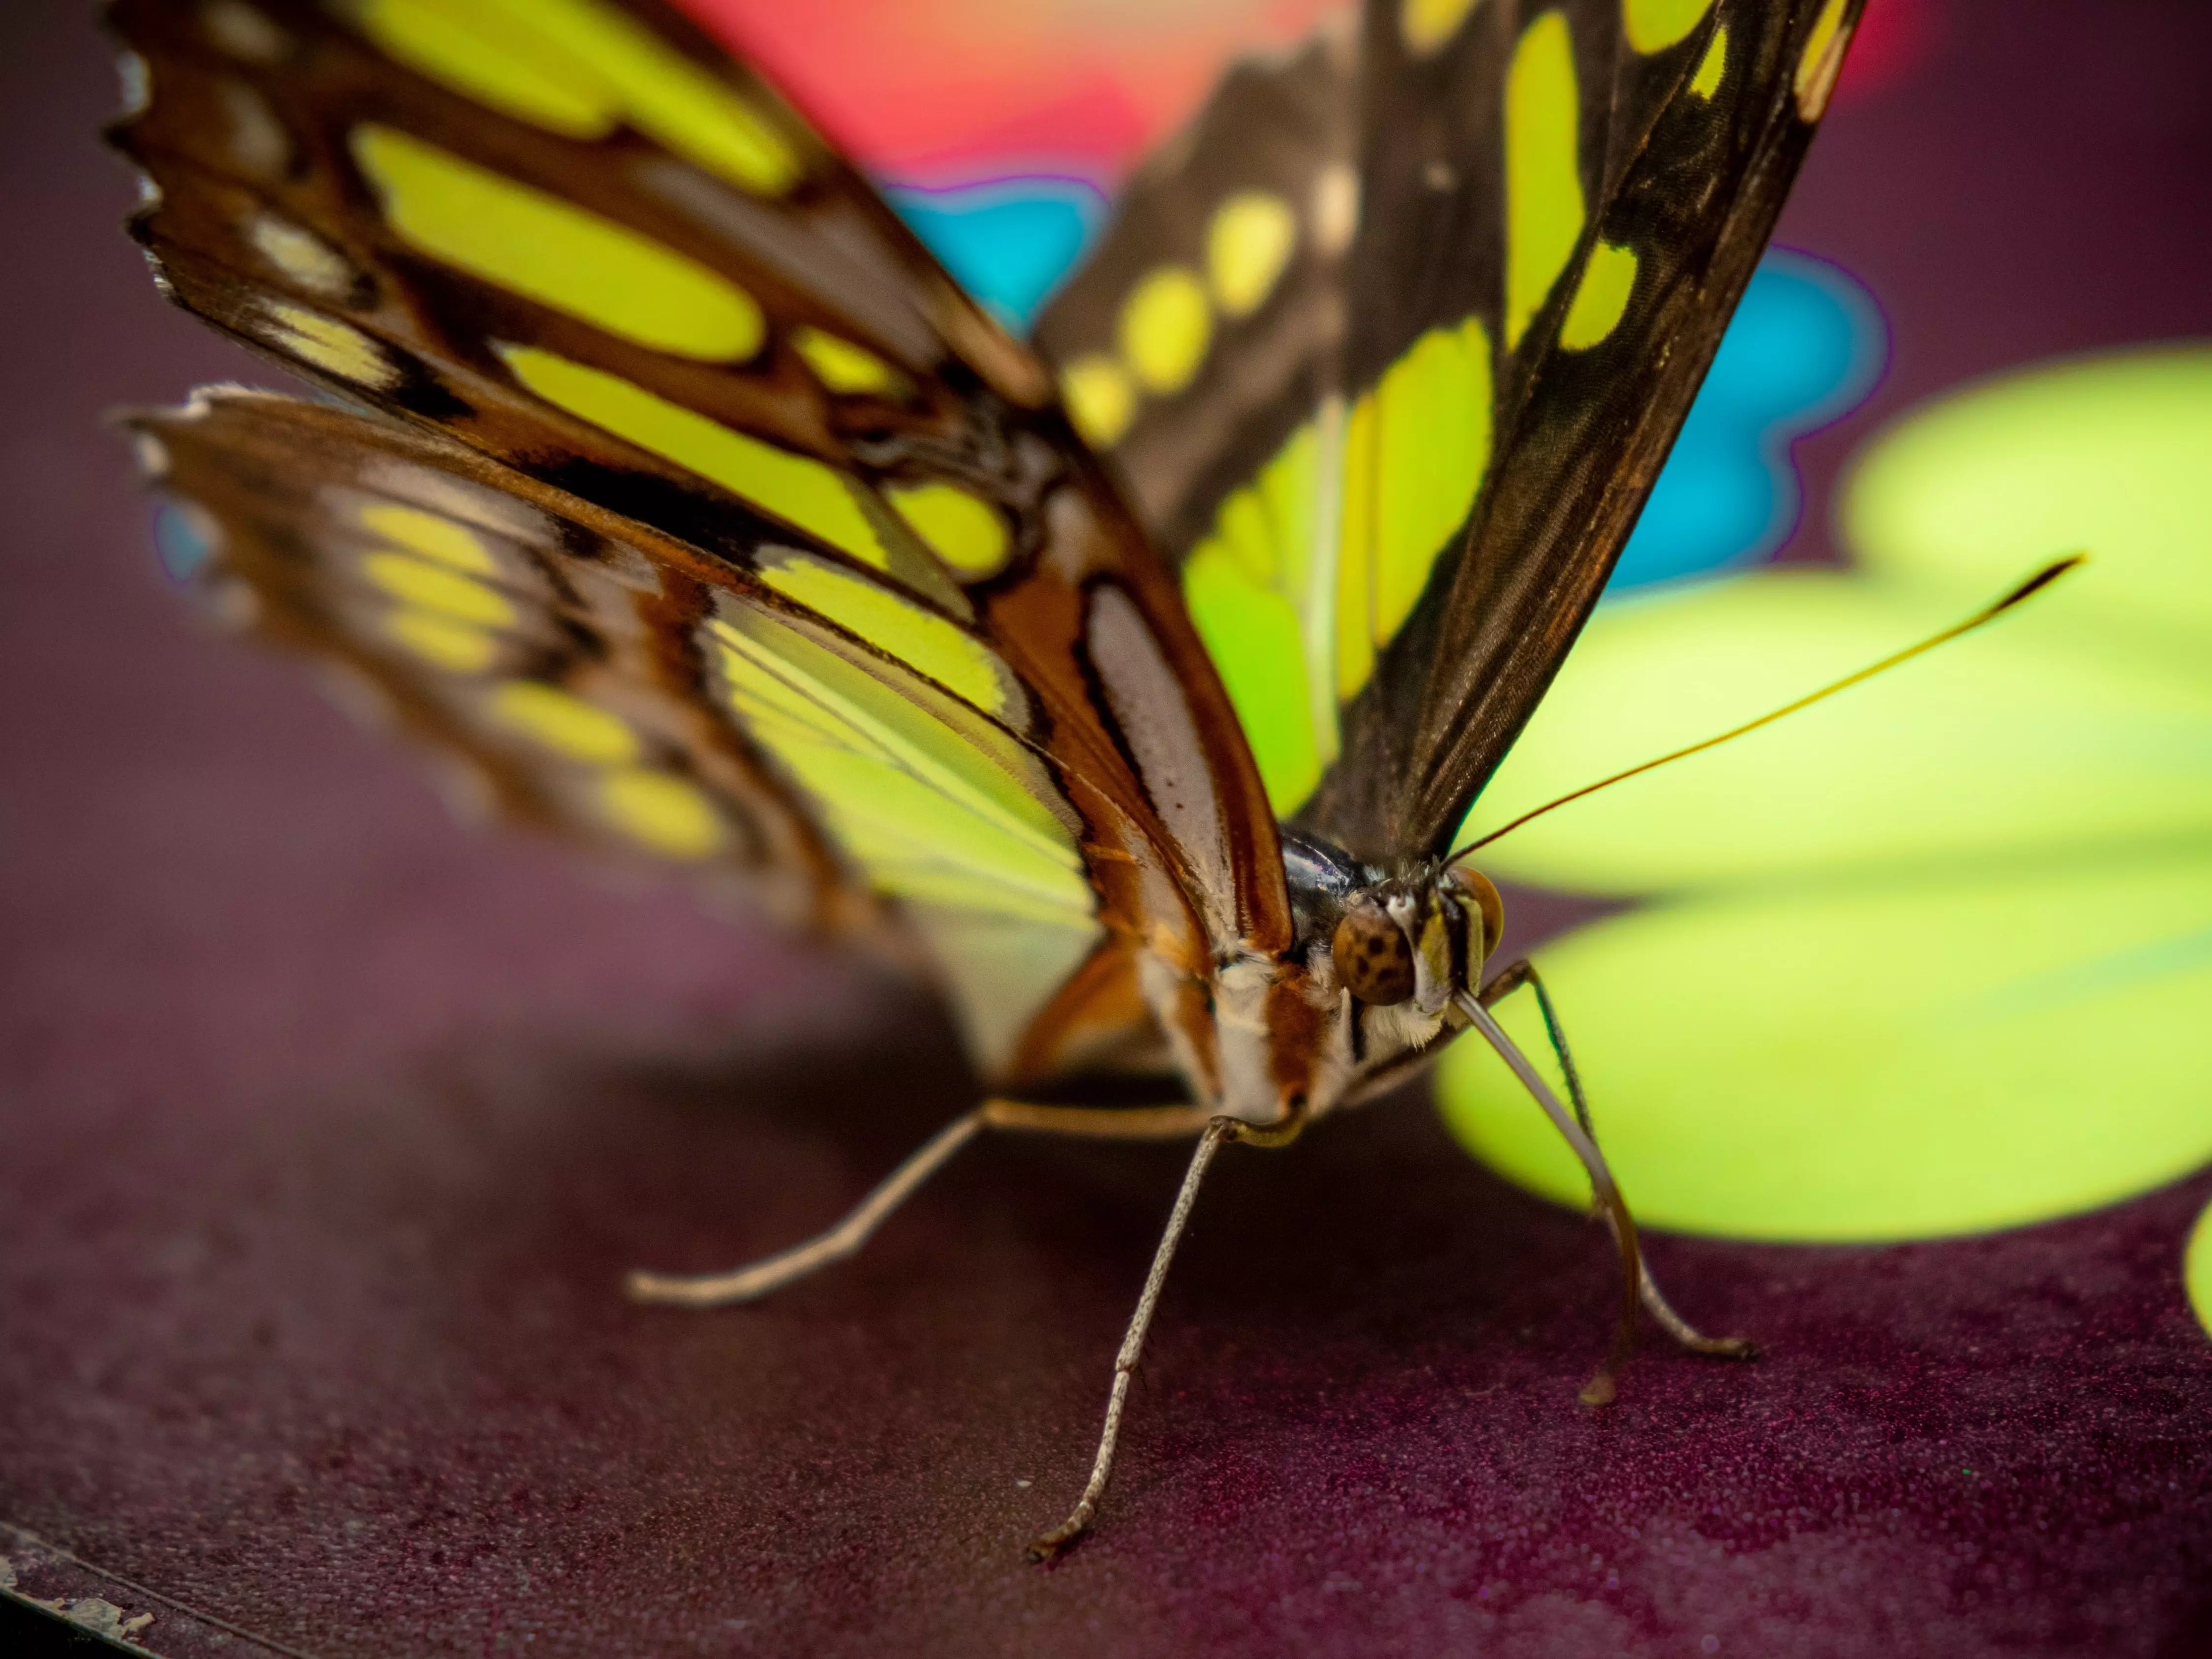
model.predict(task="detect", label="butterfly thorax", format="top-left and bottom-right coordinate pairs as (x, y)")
top-left (1148, 833), bottom-right (1502, 1130)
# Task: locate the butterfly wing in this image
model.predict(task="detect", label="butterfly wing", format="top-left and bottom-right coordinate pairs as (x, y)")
top-left (1033, 18), bottom-right (1361, 566)
top-left (1038, 0), bottom-right (1863, 862)
top-left (109, 0), bottom-right (1293, 1082)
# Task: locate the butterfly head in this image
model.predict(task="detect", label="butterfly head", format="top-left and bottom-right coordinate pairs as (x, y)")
top-left (1270, 834), bottom-right (1505, 1118)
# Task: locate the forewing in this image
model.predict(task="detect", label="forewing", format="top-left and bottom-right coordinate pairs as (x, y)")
top-left (1313, 0), bottom-right (1865, 860)
top-left (109, 0), bottom-right (1299, 1072)
top-left (1038, 0), bottom-right (1861, 860)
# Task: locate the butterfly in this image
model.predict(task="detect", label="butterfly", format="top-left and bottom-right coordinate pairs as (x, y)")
top-left (108, 0), bottom-right (1870, 1557)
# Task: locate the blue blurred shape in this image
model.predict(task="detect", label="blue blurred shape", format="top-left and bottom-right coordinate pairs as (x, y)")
top-left (153, 500), bottom-right (215, 584)
top-left (887, 176), bottom-right (1107, 328)
top-left (1608, 250), bottom-right (1886, 592)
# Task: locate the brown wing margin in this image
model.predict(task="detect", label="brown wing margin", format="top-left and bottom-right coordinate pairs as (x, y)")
top-left (1300, 0), bottom-right (1865, 864)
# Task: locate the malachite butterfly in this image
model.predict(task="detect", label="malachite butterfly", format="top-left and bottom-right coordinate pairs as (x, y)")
top-left (107, 0), bottom-right (1948, 1557)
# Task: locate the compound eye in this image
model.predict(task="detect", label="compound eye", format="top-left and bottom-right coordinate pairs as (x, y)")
top-left (1445, 865), bottom-right (1505, 961)
top-left (1331, 901), bottom-right (1415, 1005)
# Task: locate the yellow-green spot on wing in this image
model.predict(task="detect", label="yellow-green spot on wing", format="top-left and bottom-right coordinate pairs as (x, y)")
top-left (258, 302), bottom-right (396, 389)
top-left (1206, 192), bottom-right (1297, 318)
top-left (361, 550), bottom-right (515, 626)
top-left (1504, 11), bottom-right (1586, 350)
top-left (1119, 266), bottom-right (1212, 395)
top-left (485, 679), bottom-right (639, 764)
top-left (346, 0), bottom-right (800, 194)
top-left (1440, 854), bottom-right (2212, 1241)
top-left (1560, 241), bottom-right (1638, 350)
top-left (360, 501), bottom-right (497, 574)
top-left (385, 607), bottom-right (499, 673)
top-left (1362, 317), bottom-right (1493, 643)
top-left (1183, 542), bottom-right (1319, 813)
top-left (707, 607), bottom-right (1090, 926)
top-left (1061, 355), bottom-right (1136, 448)
top-left (1794, 0), bottom-right (1853, 120)
top-left (1181, 418), bottom-right (1336, 808)
top-left (352, 125), bottom-right (765, 362)
top-left (752, 550), bottom-right (1012, 713)
top-left (2188, 1196), bottom-right (2212, 1342)
top-left (597, 767), bottom-right (725, 858)
top-left (245, 212), bottom-right (355, 298)
top-left (1690, 24), bottom-right (1728, 97)
top-left (791, 326), bottom-right (908, 398)
top-left (1400, 0), bottom-right (1483, 56)
top-left (1178, 317), bottom-right (1492, 806)
top-left (500, 345), bottom-right (893, 569)
top-left (1622, 0), bottom-right (1715, 53)
top-left (886, 483), bottom-right (1010, 581)
top-left (347, 0), bottom-right (617, 137)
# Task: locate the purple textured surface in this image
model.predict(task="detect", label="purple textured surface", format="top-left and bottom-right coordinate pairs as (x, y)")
top-left (3, 1), bottom-right (2210, 1655)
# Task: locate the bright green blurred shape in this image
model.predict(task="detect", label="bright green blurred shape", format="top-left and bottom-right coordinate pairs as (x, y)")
top-left (1458, 572), bottom-right (2212, 893)
top-left (1846, 347), bottom-right (2212, 644)
top-left (1458, 346), bottom-right (2212, 895)
top-left (1440, 853), bottom-right (2212, 1240)
top-left (1440, 344), bottom-right (2212, 1241)
top-left (2189, 1196), bottom-right (2212, 1341)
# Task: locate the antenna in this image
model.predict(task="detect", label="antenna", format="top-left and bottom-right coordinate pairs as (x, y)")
top-left (1447, 555), bottom-right (2084, 863)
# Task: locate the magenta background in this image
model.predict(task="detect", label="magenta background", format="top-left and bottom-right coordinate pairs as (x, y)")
top-left (3, 1), bottom-right (2211, 1654)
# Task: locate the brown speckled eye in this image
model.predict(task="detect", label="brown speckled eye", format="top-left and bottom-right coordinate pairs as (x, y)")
top-left (1332, 901), bottom-right (1415, 1005)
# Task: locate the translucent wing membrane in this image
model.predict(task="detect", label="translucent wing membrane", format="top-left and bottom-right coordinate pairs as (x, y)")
top-left (110, 0), bottom-right (1304, 1076)
top-left (127, 390), bottom-right (861, 919)
top-left (1042, 0), bottom-right (1864, 860)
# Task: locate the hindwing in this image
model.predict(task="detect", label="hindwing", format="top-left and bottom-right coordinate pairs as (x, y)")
top-left (108, 0), bottom-right (1297, 1081)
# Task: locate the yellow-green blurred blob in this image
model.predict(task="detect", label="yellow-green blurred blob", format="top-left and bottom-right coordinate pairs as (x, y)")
top-left (1845, 346), bottom-right (2212, 646)
top-left (1439, 852), bottom-right (2212, 1240)
top-left (1458, 572), bottom-right (2212, 893)
top-left (2187, 1196), bottom-right (2212, 1341)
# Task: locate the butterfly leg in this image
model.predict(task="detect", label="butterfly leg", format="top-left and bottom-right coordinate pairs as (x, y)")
top-left (1029, 1116), bottom-right (1238, 1564)
top-left (626, 1101), bottom-right (1215, 1308)
top-left (1477, 959), bottom-right (1757, 1365)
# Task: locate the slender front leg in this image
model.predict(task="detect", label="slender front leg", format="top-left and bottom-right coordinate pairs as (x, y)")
top-left (1479, 959), bottom-right (1757, 1363)
top-left (627, 1100), bottom-right (1215, 1309)
top-left (1029, 1117), bottom-right (1236, 1563)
